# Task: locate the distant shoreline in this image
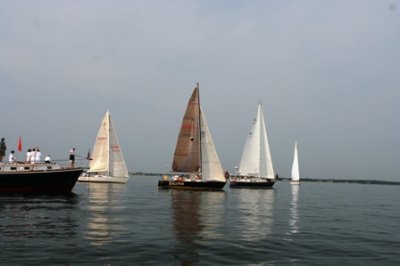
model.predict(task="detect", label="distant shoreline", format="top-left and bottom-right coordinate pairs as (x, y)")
top-left (277, 177), bottom-right (400, 185)
top-left (130, 172), bottom-right (400, 185)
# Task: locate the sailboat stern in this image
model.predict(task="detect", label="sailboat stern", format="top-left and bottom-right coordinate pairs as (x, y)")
top-left (157, 179), bottom-right (226, 191)
top-left (229, 176), bottom-right (275, 189)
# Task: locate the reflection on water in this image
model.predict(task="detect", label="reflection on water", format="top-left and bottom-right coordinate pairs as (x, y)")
top-left (289, 185), bottom-right (300, 234)
top-left (0, 194), bottom-right (78, 239)
top-left (171, 190), bottom-right (202, 265)
top-left (84, 183), bottom-right (127, 246)
top-left (235, 189), bottom-right (275, 241)
top-left (170, 190), bottom-right (226, 265)
top-left (198, 192), bottom-right (226, 239)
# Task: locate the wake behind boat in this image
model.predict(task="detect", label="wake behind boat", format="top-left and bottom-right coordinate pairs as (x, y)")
top-left (0, 161), bottom-right (83, 194)
top-left (230, 103), bottom-right (276, 189)
top-left (157, 83), bottom-right (227, 191)
top-left (78, 111), bottom-right (129, 184)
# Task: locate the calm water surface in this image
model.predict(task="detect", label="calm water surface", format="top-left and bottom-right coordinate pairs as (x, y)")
top-left (1, 175), bottom-right (399, 265)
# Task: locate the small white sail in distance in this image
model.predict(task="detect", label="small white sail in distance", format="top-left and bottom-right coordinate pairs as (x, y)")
top-left (291, 141), bottom-right (300, 184)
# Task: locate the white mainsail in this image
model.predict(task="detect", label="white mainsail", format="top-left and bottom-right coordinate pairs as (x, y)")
top-left (88, 111), bottom-right (128, 178)
top-left (199, 108), bottom-right (225, 182)
top-left (238, 103), bottom-right (275, 179)
top-left (291, 141), bottom-right (300, 183)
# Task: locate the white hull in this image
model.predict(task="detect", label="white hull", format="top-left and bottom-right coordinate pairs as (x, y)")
top-left (78, 175), bottom-right (129, 184)
top-left (290, 180), bottom-right (300, 185)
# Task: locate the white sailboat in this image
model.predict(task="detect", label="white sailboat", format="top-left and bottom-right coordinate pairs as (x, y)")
top-left (158, 83), bottom-right (227, 190)
top-left (230, 103), bottom-right (276, 188)
top-left (78, 111), bottom-right (129, 183)
top-left (291, 141), bottom-right (300, 185)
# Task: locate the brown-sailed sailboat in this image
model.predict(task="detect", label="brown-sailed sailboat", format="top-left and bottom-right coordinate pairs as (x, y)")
top-left (158, 83), bottom-right (227, 191)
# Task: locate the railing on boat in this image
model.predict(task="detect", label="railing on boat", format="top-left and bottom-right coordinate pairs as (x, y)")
top-left (0, 161), bottom-right (82, 172)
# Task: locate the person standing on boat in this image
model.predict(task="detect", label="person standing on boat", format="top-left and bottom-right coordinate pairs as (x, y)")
top-left (69, 148), bottom-right (76, 167)
top-left (8, 150), bottom-right (16, 162)
top-left (35, 148), bottom-right (42, 162)
top-left (31, 148), bottom-right (37, 164)
top-left (26, 149), bottom-right (32, 163)
top-left (45, 155), bottom-right (51, 163)
top-left (0, 137), bottom-right (6, 161)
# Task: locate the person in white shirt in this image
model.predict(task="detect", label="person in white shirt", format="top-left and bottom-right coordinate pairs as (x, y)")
top-left (45, 155), bottom-right (51, 163)
top-left (35, 148), bottom-right (42, 162)
top-left (26, 149), bottom-right (32, 163)
top-left (30, 148), bottom-right (37, 164)
top-left (9, 150), bottom-right (16, 162)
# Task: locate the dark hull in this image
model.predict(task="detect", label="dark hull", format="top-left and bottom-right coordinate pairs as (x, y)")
top-left (0, 168), bottom-right (83, 194)
top-left (229, 179), bottom-right (275, 189)
top-left (158, 180), bottom-right (226, 191)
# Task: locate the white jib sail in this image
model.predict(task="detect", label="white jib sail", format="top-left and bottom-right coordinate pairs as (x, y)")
top-left (291, 141), bottom-right (300, 182)
top-left (108, 113), bottom-right (129, 178)
top-left (199, 108), bottom-right (225, 182)
top-left (259, 107), bottom-right (275, 179)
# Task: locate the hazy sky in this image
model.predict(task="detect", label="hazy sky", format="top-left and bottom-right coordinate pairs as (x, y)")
top-left (1, 1), bottom-right (399, 181)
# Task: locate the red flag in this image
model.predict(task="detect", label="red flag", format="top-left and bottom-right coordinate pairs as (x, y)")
top-left (17, 136), bottom-right (22, 152)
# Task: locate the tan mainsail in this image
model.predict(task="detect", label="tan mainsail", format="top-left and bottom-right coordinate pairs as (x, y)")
top-left (172, 86), bottom-right (201, 172)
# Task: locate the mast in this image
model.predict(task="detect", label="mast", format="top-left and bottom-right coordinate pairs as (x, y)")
top-left (107, 111), bottom-right (111, 176)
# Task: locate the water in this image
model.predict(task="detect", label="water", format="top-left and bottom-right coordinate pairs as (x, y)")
top-left (1, 176), bottom-right (399, 265)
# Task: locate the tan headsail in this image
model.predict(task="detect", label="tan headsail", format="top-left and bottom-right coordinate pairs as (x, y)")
top-left (172, 84), bottom-right (201, 172)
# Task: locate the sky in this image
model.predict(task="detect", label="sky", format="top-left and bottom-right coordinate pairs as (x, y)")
top-left (0, 0), bottom-right (399, 181)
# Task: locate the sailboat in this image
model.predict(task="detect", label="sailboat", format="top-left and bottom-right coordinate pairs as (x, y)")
top-left (230, 103), bottom-right (276, 188)
top-left (158, 83), bottom-right (227, 190)
top-left (291, 141), bottom-right (300, 185)
top-left (78, 111), bottom-right (129, 183)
